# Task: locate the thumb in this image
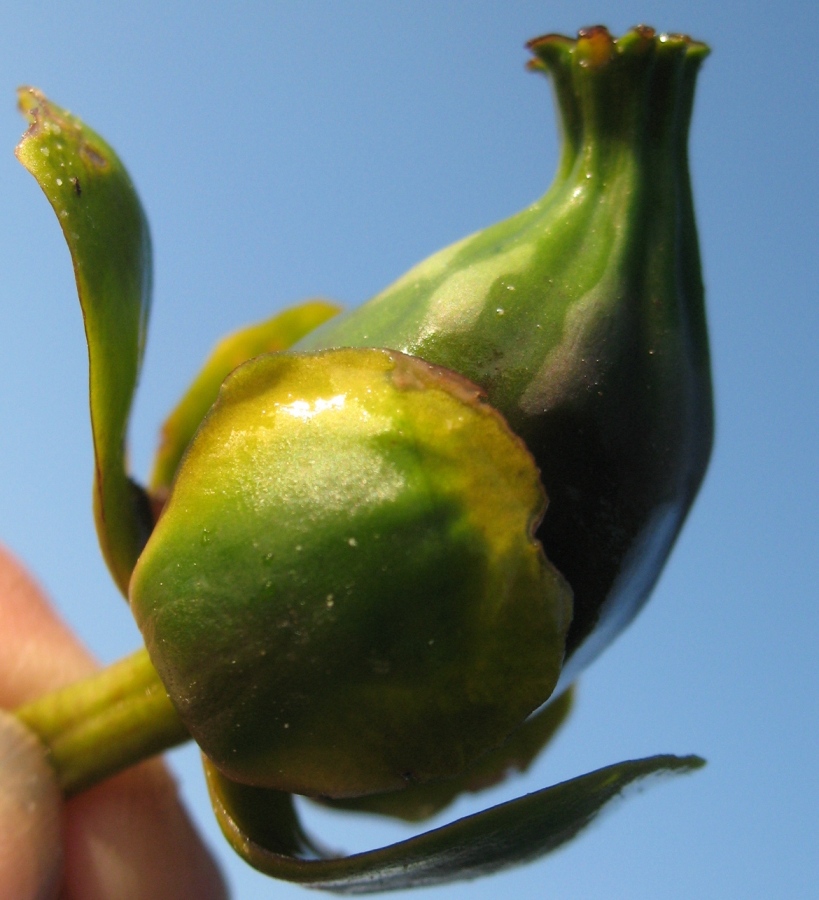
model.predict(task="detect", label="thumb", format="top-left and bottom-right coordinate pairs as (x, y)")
top-left (0, 710), bottom-right (62, 899)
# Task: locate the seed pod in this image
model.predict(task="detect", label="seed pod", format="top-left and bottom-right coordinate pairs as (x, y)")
top-left (297, 26), bottom-right (713, 682)
top-left (130, 348), bottom-right (571, 797)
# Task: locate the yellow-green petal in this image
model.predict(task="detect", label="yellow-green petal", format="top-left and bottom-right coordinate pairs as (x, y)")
top-left (150, 300), bottom-right (341, 495)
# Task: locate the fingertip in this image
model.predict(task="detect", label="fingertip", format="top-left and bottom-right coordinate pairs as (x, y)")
top-left (63, 758), bottom-right (228, 900)
top-left (0, 543), bottom-right (96, 707)
top-left (0, 711), bottom-right (63, 899)
top-left (0, 551), bottom-right (228, 897)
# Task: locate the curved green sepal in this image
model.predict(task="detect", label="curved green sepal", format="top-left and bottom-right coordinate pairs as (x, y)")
top-left (16, 88), bottom-right (153, 596)
top-left (150, 300), bottom-right (341, 495)
top-left (314, 688), bottom-right (574, 823)
top-left (204, 753), bottom-right (705, 892)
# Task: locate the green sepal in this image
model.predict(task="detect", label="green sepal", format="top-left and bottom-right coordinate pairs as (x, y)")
top-left (204, 753), bottom-right (704, 892)
top-left (150, 300), bottom-right (341, 495)
top-left (313, 688), bottom-right (574, 823)
top-left (131, 347), bottom-right (571, 798)
top-left (16, 89), bottom-right (153, 596)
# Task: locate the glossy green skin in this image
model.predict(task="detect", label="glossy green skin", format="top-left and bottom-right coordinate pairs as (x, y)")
top-left (131, 349), bottom-right (570, 797)
top-left (298, 30), bottom-right (713, 683)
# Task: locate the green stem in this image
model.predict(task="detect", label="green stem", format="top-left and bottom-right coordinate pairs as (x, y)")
top-left (13, 648), bottom-right (190, 797)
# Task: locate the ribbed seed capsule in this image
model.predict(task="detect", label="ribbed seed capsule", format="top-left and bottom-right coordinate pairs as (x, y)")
top-left (298, 26), bottom-right (713, 683)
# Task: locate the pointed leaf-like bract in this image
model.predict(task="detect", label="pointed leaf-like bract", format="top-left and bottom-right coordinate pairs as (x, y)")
top-left (16, 89), bottom-right (153, 595)
top-left (204, 754), bottom-right (704, 892)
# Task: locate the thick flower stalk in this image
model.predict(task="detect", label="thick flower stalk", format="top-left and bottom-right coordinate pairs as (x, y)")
top-left (11, 24), bottom-right (712, 893)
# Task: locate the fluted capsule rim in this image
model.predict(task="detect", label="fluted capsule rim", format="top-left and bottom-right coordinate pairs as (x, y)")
top-left (526, 24), bottom-right (710, 75)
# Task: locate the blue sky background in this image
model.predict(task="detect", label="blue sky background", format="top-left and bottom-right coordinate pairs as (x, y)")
top-left (0, 2), bottom-right (817, 898)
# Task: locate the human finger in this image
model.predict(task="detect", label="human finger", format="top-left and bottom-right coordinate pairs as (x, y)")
top-left (0, 544), bottom-right (227, 899)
